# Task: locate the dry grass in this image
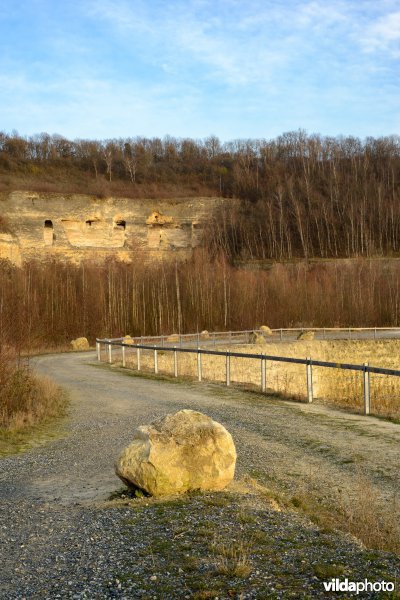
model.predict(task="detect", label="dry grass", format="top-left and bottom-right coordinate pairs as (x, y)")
top-left (0, 351), bottom-right (67, 431)
top-left (122, 339), bottom-right (400, 418)
top-left (338, 475), bottom-right (400, 554)
top-left (289, 470), bottom-right (400, 555)
top-left (210, 537), bottom-right (253, 578)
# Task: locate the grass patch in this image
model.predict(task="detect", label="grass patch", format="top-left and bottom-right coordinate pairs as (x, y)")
top-left (0, 414), bottom-right (67, 456)
top-left (107, 486), bottom-right (148, 501)
top-left (211, 538), bottom-right (253, 578)
top-left (108, 481), bottom-right (399, 598)
top-left (0, 353), bottom-right (69, 455)
top-left (313, 563), bottom-right (346, 579)
top-left (271, 475), bottom-right (400, 556)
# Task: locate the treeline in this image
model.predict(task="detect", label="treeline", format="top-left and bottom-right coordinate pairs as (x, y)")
top-left (1, 130), bottom-right (400, 260)
top-left (1, 253), bottom-right (400, 350)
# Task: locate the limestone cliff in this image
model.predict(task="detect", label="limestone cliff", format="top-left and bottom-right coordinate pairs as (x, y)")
top-left (0, 191), bottom-right (221, 265)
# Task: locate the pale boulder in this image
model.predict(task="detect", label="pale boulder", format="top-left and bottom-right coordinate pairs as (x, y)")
top-left (123, 335), bottom-right (135, 345)
top-left (260, 325), bottom-right (273, 336)
top-left (249, 331), bottom-right (267, 345)
top-left (71, 337), bottom-right (90, 351)
top-left (167, 333), bottom-right (180, 342)
top-left (297, 331), bottom-right (315, 341)
top-left (200, 330), bottom-right (210, 339)
top-left (115, 409), bottom-right (236, 496)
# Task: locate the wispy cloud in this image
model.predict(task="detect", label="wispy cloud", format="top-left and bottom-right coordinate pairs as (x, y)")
top-left (361, 11), bottom-right (400, 56)
top-left (0, 0), bottom-right (398, 139)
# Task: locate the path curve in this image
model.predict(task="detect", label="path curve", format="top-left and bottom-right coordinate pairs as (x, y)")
top-left (0, 351), bottom-right (399, 599)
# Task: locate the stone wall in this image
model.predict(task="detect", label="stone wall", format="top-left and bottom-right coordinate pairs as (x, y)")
top-left (0, 191), bottom-right (221, 265)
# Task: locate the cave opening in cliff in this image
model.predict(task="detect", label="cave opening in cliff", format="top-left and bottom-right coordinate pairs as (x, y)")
top-left (43, 220), bottom-right (54, 245)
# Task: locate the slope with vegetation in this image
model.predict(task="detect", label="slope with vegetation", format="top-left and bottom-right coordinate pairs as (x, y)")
top-left (1, 129), bottom-right (400, 261)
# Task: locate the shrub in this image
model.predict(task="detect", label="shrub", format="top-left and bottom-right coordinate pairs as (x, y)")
top-left (0, 350), bottom-right (67, 430)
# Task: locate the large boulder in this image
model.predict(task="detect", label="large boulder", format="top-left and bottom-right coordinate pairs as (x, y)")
top-left (115, 409), bottom-right (236, 496)
top-left (260, 325), bottom-right (273, 336)
top-left (249, 331), bottom-right (267, 345)
top-left (71, 337), bottom-right (89, 351)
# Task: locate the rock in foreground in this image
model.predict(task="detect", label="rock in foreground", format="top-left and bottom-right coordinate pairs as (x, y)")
top-left (115, 409), bottom-right (236, 496)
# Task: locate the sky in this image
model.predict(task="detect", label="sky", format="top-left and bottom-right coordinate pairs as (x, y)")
top-left (0, 0), bottom-right (399, 141)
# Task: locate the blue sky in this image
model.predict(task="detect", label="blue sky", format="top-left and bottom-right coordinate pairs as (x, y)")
top-left (0, 0), bottom-right (399, 141)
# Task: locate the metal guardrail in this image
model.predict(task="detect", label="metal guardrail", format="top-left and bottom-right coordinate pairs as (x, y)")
top-left (95, 330), bottom-right (400, 416)
top-left (104, 326), bottom-right (400, 346)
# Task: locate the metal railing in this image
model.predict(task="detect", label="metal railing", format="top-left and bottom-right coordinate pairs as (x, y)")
top-left (95, 331), bottom-right (400, 417)
top-left (104, 326), bottom-right (400, 347)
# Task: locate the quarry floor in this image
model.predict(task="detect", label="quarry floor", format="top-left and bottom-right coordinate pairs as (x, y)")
top-left (0, 351), bottom-right (399, 599)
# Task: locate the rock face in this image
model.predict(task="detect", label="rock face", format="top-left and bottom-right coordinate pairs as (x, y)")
top-left (0, 191), bottom-right (222, 265)
top-left (115, 409), bottom-right (236, 496)
top-left (71, 337), bottom-right (90, 350)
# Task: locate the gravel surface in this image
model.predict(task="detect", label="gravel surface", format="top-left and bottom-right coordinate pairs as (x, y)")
top-left (0, 351), bottom-right (399, 599)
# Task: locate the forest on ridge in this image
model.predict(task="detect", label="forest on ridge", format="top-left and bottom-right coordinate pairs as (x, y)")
top-left (1, 129), bottom-right (400, 262)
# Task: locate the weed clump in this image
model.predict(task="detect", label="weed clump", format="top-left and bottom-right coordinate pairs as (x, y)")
top-left (0, 349), bottom-right (67, 430)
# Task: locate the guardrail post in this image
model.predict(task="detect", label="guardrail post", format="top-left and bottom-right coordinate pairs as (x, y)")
top-left (137, 346), bottom-right (141, 371)
top-left (96, 341), bottom-right (101, 361)
top-left (108, 342), bottom-right (112, 364)
top-left (174, 346), bottom-right (178, 377)
top-left (306, 357), bottom-right (313, 403)
top-left (374, 328), bottom-right (377, 340)
top-left (261, 356), bottom-right (266, 392)
top-left (323, 328), bottom-right (326, 340)
top-left (154, 348), bottom-right (158, 374)
top-left (161, 335), bottom-right (165, 348)
top-left (226, 351), bottom-right (231, 386)
top-left (122, 344), bottom-right (126, 367)
top-left (363, 362), bottom-right (370, 415)
top-left (349, 327), bottom-right (352, 340)
top-left (197, 350), bottom-right (202, 382)
top-left (280, 329), bottom-right (283, 341)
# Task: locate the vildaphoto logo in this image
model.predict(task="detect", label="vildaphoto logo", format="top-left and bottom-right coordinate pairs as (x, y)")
top-left (323, 578), bottom-right (395, 594)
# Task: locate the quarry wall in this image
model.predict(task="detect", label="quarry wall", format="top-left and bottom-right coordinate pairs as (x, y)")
top-left (0, 191), bottom-right (221, 265)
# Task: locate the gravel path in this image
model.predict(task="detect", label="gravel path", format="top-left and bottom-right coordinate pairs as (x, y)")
top-left (0, 351), bottom-right (399, 599)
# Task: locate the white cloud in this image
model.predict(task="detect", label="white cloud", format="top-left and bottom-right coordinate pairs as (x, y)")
top-left (361, 11), bottom-right (400, 56)
top-left (0, 0), bottom-right (398, 139)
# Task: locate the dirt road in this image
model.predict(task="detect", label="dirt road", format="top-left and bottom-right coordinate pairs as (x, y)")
top-left (0, 351), bottom-right (399, 599)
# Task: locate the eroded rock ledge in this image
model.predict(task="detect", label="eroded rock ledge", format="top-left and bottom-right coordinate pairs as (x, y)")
top-left (0, 191), bottom-right (222, 265)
